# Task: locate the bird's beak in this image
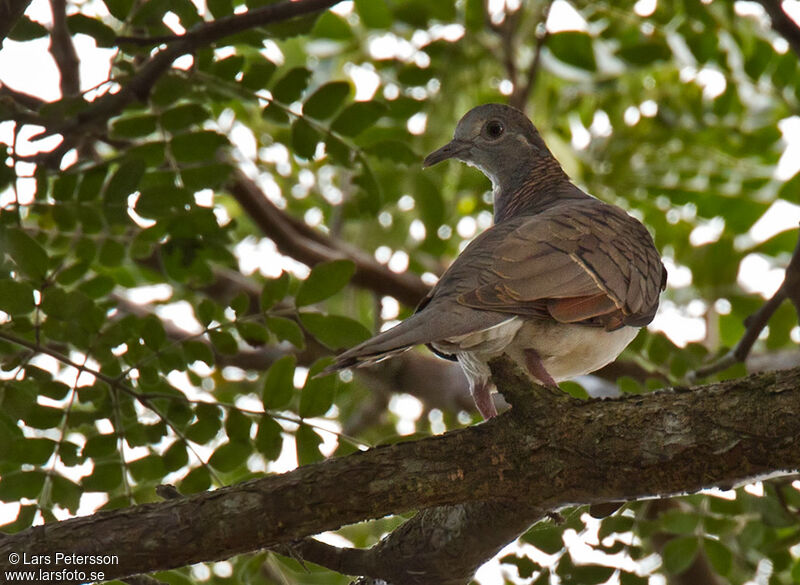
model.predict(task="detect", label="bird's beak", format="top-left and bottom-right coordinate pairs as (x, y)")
top-left (423, 139), bottom-right (470, 167)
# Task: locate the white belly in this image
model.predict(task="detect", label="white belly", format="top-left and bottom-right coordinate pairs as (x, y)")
top-left (432, 317), bottom-right (639, 387)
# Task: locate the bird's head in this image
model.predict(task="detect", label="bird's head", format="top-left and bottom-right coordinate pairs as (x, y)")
top-left (423, 103), bottom-right (553, 186)
top-left (423, 103), bottom-right (569, 221)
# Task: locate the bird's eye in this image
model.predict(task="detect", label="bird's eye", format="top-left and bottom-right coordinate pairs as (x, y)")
top-left (485, 120), bottom-right (504, 139)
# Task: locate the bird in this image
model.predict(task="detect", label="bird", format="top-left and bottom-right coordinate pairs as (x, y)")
top-left (324, 103), bottom-right (666, 419)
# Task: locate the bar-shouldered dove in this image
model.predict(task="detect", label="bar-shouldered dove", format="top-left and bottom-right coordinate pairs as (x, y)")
top-left (324, 103), bottom-right (666, 418)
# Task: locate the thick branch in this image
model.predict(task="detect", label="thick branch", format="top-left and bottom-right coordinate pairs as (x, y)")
top-left (227, 170), bottom-right (430, 307)
top-left (2, 363), bottom-right (800, 583)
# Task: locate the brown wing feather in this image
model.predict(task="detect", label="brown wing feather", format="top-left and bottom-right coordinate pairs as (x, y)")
top-left (456, 198), bottom-right (665, 328)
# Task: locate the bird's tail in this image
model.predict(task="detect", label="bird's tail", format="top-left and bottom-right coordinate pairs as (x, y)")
top-left (320, 312), bottom-right (434, 375)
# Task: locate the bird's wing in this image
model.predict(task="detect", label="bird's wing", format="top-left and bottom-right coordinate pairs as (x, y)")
top-left (452, 199), bottom-right (666, 330)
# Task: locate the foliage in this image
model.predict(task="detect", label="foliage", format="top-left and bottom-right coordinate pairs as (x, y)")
top-left (1, 0), bottom-right (799, 583)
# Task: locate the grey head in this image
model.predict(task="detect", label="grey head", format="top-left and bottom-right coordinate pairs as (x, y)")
top-left (423, 103), bottom-right (571, 220)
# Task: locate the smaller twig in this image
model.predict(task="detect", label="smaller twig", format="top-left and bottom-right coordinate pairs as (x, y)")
top-left (509, 1), bottom-right (552, 111)
top-left (48, 0), bottom-right (81, 97)
top-left (0, 84), bottom-right (46, 111)
top-left (116, 34), bottom-right (183, 46)
top-left (690, 225), bottom-right (800, 380)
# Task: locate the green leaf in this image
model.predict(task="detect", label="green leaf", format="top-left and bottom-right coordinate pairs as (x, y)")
top-left (52, 173), bottom-right (78, 201)
top-left (141, 314), bottom-right (167, 349)
top-left (661, 536), bottom-right (699, 574)
top-left (299, 360), bottom-right (337, 418)
top-left (500, 554), bottom-right (539, 579)
top-left (0, 471), bottom-right (46, 500)
top-left (98, 239), bottom-right (126, 267)
top-left (299, 313), bottom-right (370, 349)
top-left (266, 316), bottom-right (305, 348)
top-left (83, 434), bottom-right (118, 458)
top-left (208, 330), bottom-right (238, 355)
top-left (208, 441), bottom-right (250, 472)
top-left (77, 275), bottom-right (115, 299)
top-left (618, 41), bottom-right (671, 66)
top-left (102, 0), bottom-right (134, 20)
top-left (225, 409), bottom-right (252, 443)
top-left (312, 11), bottom-right (352, 39)
top-left (415, 173), bottom-right (444, 230)
top-left (6, 228), bottom-right (49, 280)
top-left (296, 259), bottom-right (356, 306)
top-left (547, 31), bottom-right (596, 71)
top-left (51, 475), bottom-right (81, 513)
top-left (0, 280), bottom-right (35, 314)
top-left (129, 454), bottom-right (166, 481)
top-left (295, 424), bottom-right (323, 465)
top-left (186, 404), bottom-right (222, 444)
top-left (291, 117), bottom-right (320, 159)
top-left (365, 140), bottom-right (418, 165)
top-left (271, 67), bottom-right (312, 103)
top-left (522, 525), bottom-right (564, 554)
top-left (180, 466), bottom-right (211, 494)
top-left (255, 416), bottom-right (283, 460)
top-left (184, 339), bottom-right (215, 366)
top-left (241, 57), bottom-right (277, 90)
top-left (260, 272), bottom-right (289, 310)
top-left (8, 16), bottom-right (48, 41)
top-left (236, 321), bottom-right (269, 346)
top-left (160, 104), bottom-right (210, 132)
top-left (263, 354), bottom-right (296, 410)
top-left (332, 102), bottom-right (387, 137)
top-left (163, 441), bottom-right (189, 472)
top-left (12, 437), bottom-right (56, 464)
top-left (303, 82), bottom-right (351, 119)
top-left (354, 0), bottom-right (392, 28)
top-left (66, 13), bottom-right (116, 47)
top-left (82, 462), bottom-right (123, 492)
top-left (104, 157), bottom-right (146, 222)
top-left (171, 131), bottom-right (228, 162)
top-left (703, 538), bottom-right (732, 577)
top-left (660, 509), bottom-right (700, 535)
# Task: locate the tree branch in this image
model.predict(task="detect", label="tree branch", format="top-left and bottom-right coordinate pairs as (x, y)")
top-left (226, 169), bottom-right (431, 307)
top-left (755, 0), bottom-right (800, 59)
top-left (48, 0), bottom-right (80, 97)
top-left (691, 226), bottom-right (800, 380)
top-left (2, 361), bottom-right (800, 584)
top-left (33, 0), bottom-right (342, 144)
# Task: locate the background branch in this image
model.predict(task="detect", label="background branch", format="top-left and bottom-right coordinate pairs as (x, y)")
top-left (756, 0), bottom-right (800, 59)
top-left (691, 226), bottom-right (800, 380)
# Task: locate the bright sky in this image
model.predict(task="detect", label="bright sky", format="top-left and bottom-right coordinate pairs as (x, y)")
top-left (2, 1), bottom-right (800, 583)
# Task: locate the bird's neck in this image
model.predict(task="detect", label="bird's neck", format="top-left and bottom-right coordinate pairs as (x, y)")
top-left (492, 157), bottom-right (577, 223)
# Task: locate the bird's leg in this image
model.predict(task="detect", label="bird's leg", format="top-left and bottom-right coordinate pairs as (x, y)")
top-left (523, 349), bottom-right (559, 388)
top-left (470, 378), bottom-right (498, 419)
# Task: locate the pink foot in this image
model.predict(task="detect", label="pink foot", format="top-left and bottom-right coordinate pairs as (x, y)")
top-left (524, 349), bottom-right (559, 388)
top-left (471, 379), bottom-right (497, 419)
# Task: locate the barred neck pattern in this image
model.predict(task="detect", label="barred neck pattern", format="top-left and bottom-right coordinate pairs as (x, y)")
top-left (493, 158), bottom-right (581, 223)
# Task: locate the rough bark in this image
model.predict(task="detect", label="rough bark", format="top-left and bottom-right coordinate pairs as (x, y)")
top-left (2, 361), bottom-right (800, 584)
